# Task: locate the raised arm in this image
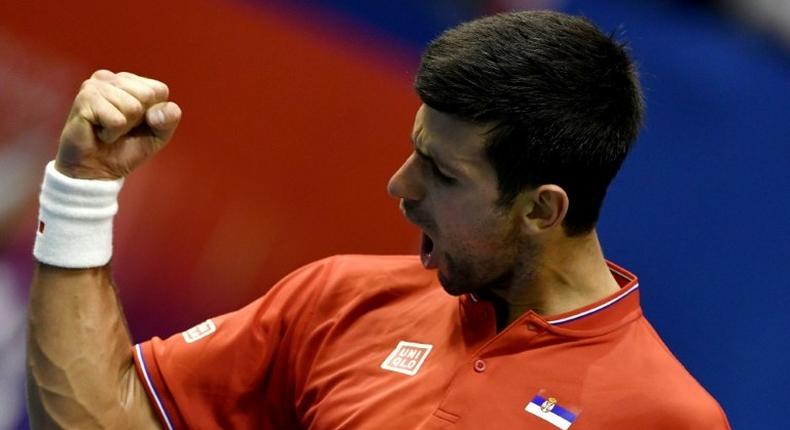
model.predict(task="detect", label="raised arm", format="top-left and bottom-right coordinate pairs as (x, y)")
top-left (26, 70), bottom-right (182, 429)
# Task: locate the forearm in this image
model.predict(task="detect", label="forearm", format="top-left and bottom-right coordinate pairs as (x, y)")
top-left (25, 70), bottom-right (179, 429)
top-left (26, 263), bottom-right (155, 428)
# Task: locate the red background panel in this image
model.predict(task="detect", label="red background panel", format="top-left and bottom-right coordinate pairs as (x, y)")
top-left (0, 0), bottom-right (422, 338)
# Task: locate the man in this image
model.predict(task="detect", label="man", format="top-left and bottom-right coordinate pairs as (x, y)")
top-left (27, 11), bottom-right (730, 429)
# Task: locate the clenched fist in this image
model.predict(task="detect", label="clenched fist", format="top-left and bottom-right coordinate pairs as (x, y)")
top-left (56, 69), bottom-right (182, 179)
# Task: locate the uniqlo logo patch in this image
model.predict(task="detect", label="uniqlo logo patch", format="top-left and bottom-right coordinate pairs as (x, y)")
top-left (182, 319), bottom-right (216, 343)
top-left (380, 341), bottom-right (433, 376)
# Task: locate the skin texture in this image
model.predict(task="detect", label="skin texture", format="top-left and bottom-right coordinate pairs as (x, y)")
top-left (27, 70), bottom-right (181, 429)
top-left (388, 104), bottom-right (621, 328)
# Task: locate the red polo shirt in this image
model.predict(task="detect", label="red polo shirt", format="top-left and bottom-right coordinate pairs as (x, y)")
top-left (133, 255), bottom-right (730, 429)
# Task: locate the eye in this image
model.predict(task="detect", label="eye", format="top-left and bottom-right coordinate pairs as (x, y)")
top-left (413, 149), bottom-right (456, 184)
top-left (431, 163), bottom-right (456, 184)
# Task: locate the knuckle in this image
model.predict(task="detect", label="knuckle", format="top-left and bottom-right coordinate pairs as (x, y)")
top-left (91, 69), bottom-right (114, 79)
top-left (127, 100), bottom-right (145, 117)
top-left (155, 82), bottom-right (169, 99)
top-left (79, 79), bottom-right (96, 91)
top-left (76, 106), bottom-right (93, 120)
top-left (140, 87), bottom-right (157, 103)
top-left (106, 113), bottom-right (127, 128)
top-left (74, 87), bottom-right (97, 106)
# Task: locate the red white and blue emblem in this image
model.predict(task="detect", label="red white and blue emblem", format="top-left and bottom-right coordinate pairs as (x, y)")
top-left (525, 393), bottom-right (578, 429)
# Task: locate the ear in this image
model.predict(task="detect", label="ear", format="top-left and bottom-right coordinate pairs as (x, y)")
top-left (521, 184), bottom-right (569, 234)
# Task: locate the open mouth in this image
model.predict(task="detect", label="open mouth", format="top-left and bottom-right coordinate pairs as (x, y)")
top-left (420, 232), bottom-right (437, 269)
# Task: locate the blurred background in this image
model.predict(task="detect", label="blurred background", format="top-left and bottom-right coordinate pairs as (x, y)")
top-left (1, 0), bottom-right (788, 428)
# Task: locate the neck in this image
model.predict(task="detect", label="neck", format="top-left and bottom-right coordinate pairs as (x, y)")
top-left (482, 229), bottom-right (621, 331)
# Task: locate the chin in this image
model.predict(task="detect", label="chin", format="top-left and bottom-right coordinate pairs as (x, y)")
top-left (437, 272), bottom-right (472, 297)
top-left (438, 261), bottom-right (518, 298)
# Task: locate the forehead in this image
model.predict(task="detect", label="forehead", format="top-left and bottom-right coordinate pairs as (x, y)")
top-left (412, 104), bottom-right (492, 167)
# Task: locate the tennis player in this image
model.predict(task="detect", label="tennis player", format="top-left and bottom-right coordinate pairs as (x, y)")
top-left (26, 11), bottom-right (730, 429)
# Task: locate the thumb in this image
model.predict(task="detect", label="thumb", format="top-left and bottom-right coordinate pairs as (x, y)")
top-left (145, 101), bottom-right (182, 142)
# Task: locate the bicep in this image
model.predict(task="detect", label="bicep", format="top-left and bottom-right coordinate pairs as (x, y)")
top-left (123, 362), bottom-right (164, 429)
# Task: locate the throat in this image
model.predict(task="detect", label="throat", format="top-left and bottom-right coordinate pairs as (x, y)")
top-left (493, 300), bottom-right (515, 333)
top-left (475, 287), bottom-right (531, 333)
top-left (478, 261), bottom-right (623, 332)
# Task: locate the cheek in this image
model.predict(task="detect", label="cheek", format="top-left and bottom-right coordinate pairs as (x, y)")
top-left (440, 209), bottom-right (509, 252)
top-left (430, 185), bottom-right (508, 245)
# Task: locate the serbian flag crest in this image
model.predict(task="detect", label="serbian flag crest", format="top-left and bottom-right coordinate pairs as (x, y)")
top-left (524, 392), bottom-right (579, 429)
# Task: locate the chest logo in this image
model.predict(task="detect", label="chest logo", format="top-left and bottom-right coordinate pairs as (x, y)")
top-left (525, 393), bottom-right (579, 430)
top-left (380, 341), bottom-right (433, 376)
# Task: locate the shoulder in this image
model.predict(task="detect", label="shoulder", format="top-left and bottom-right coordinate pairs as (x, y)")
top-left (610, 318), bottom-right (731, 429)
top-left (637, 388), bottom-right (731, 429)
top-left (286, 254), bottom-right (433, 290)
top-left (268, 255), bottom-right (446, 351)
top-left (317, 254), bottom-right (437, 298)
top-left (310, 254), bottom-right (426, 275)
top-left (269, 254), bottom-right (437, 304)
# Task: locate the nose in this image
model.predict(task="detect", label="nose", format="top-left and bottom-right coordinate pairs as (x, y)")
top-left (387, 153), bottom-right (424, 201)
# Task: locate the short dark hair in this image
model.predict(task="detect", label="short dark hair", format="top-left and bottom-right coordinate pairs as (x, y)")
top-left (415, 11), bottom-right (644, 236)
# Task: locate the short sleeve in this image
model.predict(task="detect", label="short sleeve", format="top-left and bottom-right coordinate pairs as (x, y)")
top-left (133, 259), bottom-right (331, 430)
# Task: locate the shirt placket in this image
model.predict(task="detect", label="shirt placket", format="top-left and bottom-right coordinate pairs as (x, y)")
top-left (427, 306), bottom-right (550, 426)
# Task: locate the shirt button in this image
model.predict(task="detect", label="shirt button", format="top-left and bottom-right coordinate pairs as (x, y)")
top-left (473, 359), bottom-right (487, 373)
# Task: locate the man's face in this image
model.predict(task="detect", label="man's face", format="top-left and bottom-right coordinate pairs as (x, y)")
top-left (388, 104), bottom-right (534, 296)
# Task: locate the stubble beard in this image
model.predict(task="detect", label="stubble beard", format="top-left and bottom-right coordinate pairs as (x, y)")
top-left (438, 232), bottom-right (540, 298)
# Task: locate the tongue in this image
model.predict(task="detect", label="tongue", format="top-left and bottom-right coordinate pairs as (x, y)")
top-left (420, 233), bottom-right (437, 269)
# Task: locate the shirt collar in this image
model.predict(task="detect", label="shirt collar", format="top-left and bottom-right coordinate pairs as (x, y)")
top-left (538, 261), bottom-right (641, 335)
top-left (461, 261), bottom-right (642, 336)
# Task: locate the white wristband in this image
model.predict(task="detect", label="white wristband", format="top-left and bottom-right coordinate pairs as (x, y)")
top-left (33, 161), bottom-right (124, 268)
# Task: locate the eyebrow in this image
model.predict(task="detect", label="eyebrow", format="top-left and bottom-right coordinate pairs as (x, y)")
top-left (412, 137), bottom-right (456, 176)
